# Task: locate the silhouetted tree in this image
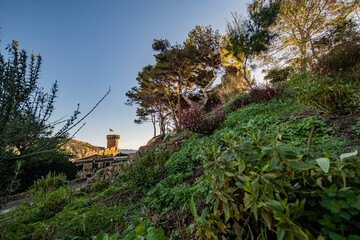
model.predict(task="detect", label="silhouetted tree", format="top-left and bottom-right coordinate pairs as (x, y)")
top-left (0, 41), bottom-right (110, 196)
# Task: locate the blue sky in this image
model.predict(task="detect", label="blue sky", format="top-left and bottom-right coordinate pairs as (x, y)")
top-left (0, 0), bottom-right (248, 149)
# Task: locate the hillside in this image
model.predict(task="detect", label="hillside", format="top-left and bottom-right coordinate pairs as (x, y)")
top-left (1, 81), bottom-right (359, 239)
top-left (63, 139), bottom-right (104, 159)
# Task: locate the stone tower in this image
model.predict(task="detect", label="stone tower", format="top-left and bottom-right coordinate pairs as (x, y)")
top-left (106, 134), bottom-right (120, 149)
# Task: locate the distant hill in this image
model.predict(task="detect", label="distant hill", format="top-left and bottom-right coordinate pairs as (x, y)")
top-left (63, 139), bottom-right (103, 159)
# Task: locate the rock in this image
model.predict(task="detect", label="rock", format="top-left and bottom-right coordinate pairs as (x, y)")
top-left (135, 132), bottom-right (191, 159)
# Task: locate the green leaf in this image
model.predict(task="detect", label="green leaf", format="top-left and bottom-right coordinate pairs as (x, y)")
top-left (238, 161), bottom-right (246, 173)
top-left (329, 231), bottom-right (347, 240)
top-left (206, 193), bottom-right (213, 204)
top-left (200, 208), bottom-right (209, 219)
top-left (223, 201), bottom-right (230, 222)
top-left (235, 181), bottom-right (244, 188)
top-left (277, 227), bottom-right (286, 240)
top-left (351, 195), bottom-right (360, 210)
top-left (288, 160), bottom-right (312, 170)
top-left (218, 168), bottom-right (225, 180)
top-left (316, 158), bottom-right (330, 173)
top-left (348, 235), bottom-right (360, 240)
top-left (340, 150), bottom-right (358, 161)
top-left (134, 222), bottom-right (146, 237)
top-left (145, 227), bottom-right (166, 240)
top-left (190, 196), bottom-right (198, 218)
top-left (265, 200), bottom-right (284, 212)
top-left (216, 221), bottom-right (228, 234)
top-left (339, 211), bottom-right (351, 221)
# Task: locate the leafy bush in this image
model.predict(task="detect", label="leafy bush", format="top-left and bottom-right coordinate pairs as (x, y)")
top-left (221, 93), bottom-right (252, 112)
top-left (29, 171), bottom-right (68, 197)
top-left (264, 66), bottom-right (294, 85)
top-left (121, 218), bottom-right (166, 240)
top-left (51, 204), bottom-right (126, 239)
top-left (144, 174), bottom-right (209, 213)
top-left (18, 150), bottom-right (77, 192)
top-left (179, 106), bottom-right (226, 135)
top-left (38, 187), bottom-right (72, 218)
top-left (296, 33), bottom-right (360, 115)
top-left (312, 34), bottom-right (360, 82)
top-left (90, 179), bottom-right (110, 192)
top-left (193, 129), bottom-right (360, 239)
top-left (249, 84), bottom-right (283, 103)
top-left (165, 134), bottom-right (201, 175)
top-left (298, 76), bottom-right (358, 114)
top-left (0, 187), bottom-right (72, 239)
top-left (122, 149), bottom-right (169, 189)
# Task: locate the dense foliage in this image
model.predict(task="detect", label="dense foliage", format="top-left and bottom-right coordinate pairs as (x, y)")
top-left (0, 41), bottom-right (110, 197)
top-left (179, 106), bottom-right (226, 135)
top-left (295, 38), bottom-right (360, 114)
top-left (194, 129), bottom-right (359, 239)
top-left (1, 0), bottom-right (359, 239)
top-left (0, 41), bottom-right (108, 196)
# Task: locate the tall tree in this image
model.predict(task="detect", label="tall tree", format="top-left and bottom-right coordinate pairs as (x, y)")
top-left (126, 65), bottom-right (172, 135)
top-left (152, 40), bottom-right (198, 129)
top-left (268, 0), bottom-right (358, 70)
top-left (227, 0), bottom-right (280, 89)
top-left (185, 25), bottom-right (223, 109)
top-left (127, 26), bottom-right (225, 132)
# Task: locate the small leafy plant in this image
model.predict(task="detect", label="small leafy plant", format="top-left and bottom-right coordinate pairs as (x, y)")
top-left (29, 171), bottom-right (68, 197)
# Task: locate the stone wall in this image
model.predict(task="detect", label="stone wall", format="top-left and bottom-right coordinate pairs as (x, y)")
top-left (88, 162), bottom-right (123, 183)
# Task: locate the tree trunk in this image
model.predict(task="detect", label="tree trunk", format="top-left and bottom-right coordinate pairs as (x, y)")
top-left (242, 58), bottom-right (254, 90)
top-left (166, 95), bottom-right (179, 130)
top-left (177, 86), bottom-right (182, 131)
top-left (151, 112), bottom-right (156, 137)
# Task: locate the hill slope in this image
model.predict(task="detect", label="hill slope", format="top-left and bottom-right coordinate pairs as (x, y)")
top-left (1, 93), bottom-right (359, 239)
top-left (63, 139), bottom-right (104, 159)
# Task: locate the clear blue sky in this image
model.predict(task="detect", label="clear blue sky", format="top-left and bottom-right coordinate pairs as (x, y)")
top-left (0, 0), bottom-right (248, 149)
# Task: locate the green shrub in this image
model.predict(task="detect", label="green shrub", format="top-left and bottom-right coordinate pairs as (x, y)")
top-left (179, 106), bottom-right (226, 135)
top-left (52, 204), bottom-right (126, 239)
top-left (39, 187), bottom-right (72, 218)
top-left (144, 174), bottom-right (209, 212)
top-left (165, 134), bottom-right (201, 175)
top-left (281, 116), bottom-right (348, 157)
top-left (122, 149), bottom-right (169, 189)
top-left (18, 150), bottom-right (77, 192)
top-left (92, 231), bottom-right (121, 240)
top-left (90, 179), bottom-right (110, 192)
top-left (264, 66), bottom-right (294, 85)
top-left (282, 72), bottom-right (308, 98)
top-left (312, 33), bottom-right (360, 83)
top-left (0, 187), bottom-right (72, 239)
top-left (296, 33), bottom-right (360, 115)
top-left (297, 76), bottom-right (358, 114)
top-left (29, 171), bottom-right (68, 197)
top-left (219, 93), bottom-right (252, 113)
top-left (193, 129), bottom-right (360, 239)
top-left (249, 84), bottom-right (283, 103)
top-left (223, 98), bottom-right (305, 132)
top-left (121, 218), bottom-right (166, 240)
